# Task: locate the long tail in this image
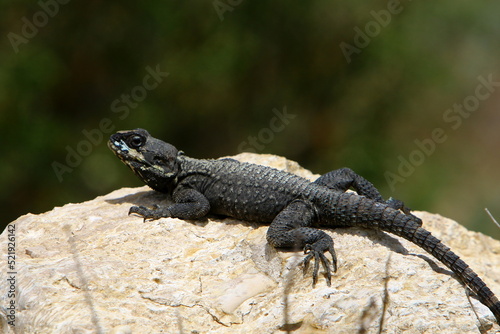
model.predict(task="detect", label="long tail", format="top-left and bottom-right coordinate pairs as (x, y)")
top-left (334, 193), bottom-right (500, 323)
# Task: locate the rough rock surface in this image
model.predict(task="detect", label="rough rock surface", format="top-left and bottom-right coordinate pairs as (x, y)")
top-left (1, 153), bottom-right (500, 334)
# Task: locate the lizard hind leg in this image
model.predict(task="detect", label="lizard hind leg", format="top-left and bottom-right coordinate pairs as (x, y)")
top-left (266, 199), bottom-right (337, 287)
top-left (314, 168), bottom-right (385, 202)
top-left (315, 168), bottom-right (416, 216)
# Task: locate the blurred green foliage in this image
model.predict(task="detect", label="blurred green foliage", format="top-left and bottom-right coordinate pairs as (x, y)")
top-left (1, 0), bottom-right (500, 239)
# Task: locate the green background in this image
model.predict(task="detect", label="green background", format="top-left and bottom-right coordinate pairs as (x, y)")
top-left (1, 1), bottom-right (500, 240)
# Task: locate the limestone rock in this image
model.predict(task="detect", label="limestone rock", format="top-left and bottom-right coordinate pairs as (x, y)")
top-left (1, 153), bottom-right (500, 333)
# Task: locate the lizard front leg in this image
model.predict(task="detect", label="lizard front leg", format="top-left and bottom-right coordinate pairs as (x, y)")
top-left (130, 187), bottom-right (210, 221)
top-left (266, 199), bottom-right (337, 287)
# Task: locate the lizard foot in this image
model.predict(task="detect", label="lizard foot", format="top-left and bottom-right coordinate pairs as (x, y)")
top-left (386, 197), bottom-right (411, 214)
top-left (386, 197), bottom-right (422, 226)
top-left (302, 236), bottom-right (337, 287)
top-left (128, 205), bottom-right (170, 221)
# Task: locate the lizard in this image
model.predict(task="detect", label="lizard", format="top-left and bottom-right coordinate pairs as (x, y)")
top-left (108, 128), bottom-right (500, 324)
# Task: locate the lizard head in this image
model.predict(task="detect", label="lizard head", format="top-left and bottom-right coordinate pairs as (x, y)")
top-left (108, 128), bottom-right (180, 193)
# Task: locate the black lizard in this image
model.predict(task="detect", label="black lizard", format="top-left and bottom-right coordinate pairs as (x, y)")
top-left (108, 128), bottom-right (500, 324)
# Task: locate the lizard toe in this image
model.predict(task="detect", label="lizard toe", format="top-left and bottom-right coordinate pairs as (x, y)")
top-left (129, 205), bottom-right (171, 221)
top-left (129, 205), bottom-right (147, 217)
top-left (129, 205), bottom-right (157, 221)
top-left (302, 242), bottom-right (335, 287)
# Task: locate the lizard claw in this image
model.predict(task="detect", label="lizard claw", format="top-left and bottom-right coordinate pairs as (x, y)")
top-left (386, 197), bottom-right (411, 214)
top-left (129, 206), bottom-right (150, 221)
top-left (386, 198), bottom-right (422, 226)
top-left (301, 238), bottom-right (337, 287)
top-left (128, 205), bottom-right (166, 221)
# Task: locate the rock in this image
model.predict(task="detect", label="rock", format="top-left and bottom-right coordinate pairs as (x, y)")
top-left (1, 153), bottom-right (499, 334)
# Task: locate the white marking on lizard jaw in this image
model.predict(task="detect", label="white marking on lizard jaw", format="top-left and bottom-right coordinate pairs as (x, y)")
top-left (115, 139), bottom-right (148, 165)
top-left (114, 140), bottom-right (130, 153)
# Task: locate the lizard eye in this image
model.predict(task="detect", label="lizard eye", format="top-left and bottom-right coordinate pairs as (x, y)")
top-left (128, 135), bottom-right (145, 149)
